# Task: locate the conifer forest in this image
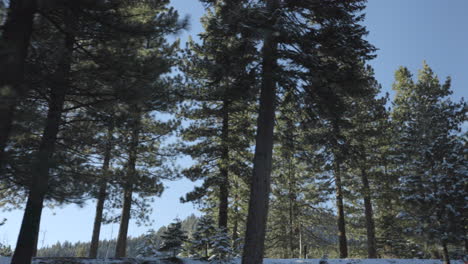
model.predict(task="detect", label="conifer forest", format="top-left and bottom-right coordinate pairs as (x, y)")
top-left (0, 1), bottom-right (466, 264)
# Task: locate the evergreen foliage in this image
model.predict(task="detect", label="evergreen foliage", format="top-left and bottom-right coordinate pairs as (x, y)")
top-left (0, 0), bottom-right (465, 262)
top-left (209, 228), bottom-right (235, 264)
top-left (391, 62), bottom-right (467, 262)
top-left (186, 215), bottom-right (216, 259)
top-left (178, 0), bottom-right (257, 232)
top-left (159, 218), bottom-right (189, 258)
top-left (136, 229), bottom-right (160, 258)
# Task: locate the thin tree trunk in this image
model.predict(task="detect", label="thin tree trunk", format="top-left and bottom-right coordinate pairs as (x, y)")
top-left (89, 180), bottom-right (107, 258)
top-left (241, 1), bottom-right (279, 263)
top-left (11, 11), bottom-right (73, 264)
top-left (299, 225), bottom-right (302, 258)
top-left (332, 118), bottom-right (348, 259)
top-left (334, 160), bottom-right (348, 258)
top-left (285, 114), bottom-right (296, 259)
top-left (0, 0), bottom-right (36, 167)
top-left (89, 122), bottom-right (114, 258)
top-left (114, 183), bottom-right (133, 257)
top-left (289, 202), bottom-right (294, 258)
top-left (360, 168), bottom-right (377, 258)
top-left (218, 100), bottom-right (230, 229)
top-left (288, 176), bottom-right (295, 258)
top-left (232, 189), bottom-right (239, 248)
top-left (115, 110), bottom-right (140, 258)
top-left (442, 241), bottom-right (450, 264)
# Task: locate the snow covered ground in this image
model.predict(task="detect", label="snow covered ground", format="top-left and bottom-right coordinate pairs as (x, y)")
top-left (263, 258), bottom-right (464, 264)
top-left (0, 257), bottom-right (464, 264)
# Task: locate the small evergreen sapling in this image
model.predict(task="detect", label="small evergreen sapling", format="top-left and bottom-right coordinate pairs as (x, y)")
top-left (209, 228), bottom-right (235, 264)
top-left (159, 218), bottom-right (188, 258)
top-left (187, 215), bottom-right (216, 259)
top-left (136, 229), bottom-right (159, 258)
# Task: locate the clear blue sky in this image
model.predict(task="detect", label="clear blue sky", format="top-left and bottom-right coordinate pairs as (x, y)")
top-left (1, 0), bottom-right (467, 248)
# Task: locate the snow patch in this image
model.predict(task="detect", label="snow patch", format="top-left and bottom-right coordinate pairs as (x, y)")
top-left (0, 257), bottom-right (464, 264)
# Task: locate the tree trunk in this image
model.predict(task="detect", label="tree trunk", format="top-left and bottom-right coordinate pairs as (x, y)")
top-left (241, 1), bottom-right (279, 263)
top-left (11, 11), bottom-right (73, 264)
top-left (299, 225), bottom-right (302, 258)
top-left (115, 110), bottom-right (140, 258)
top-left (360, 168), bottom-right (377, 258)
top-left (11, 61), bottom-right (67, 263)
top-left (0, 0), bottom-right (36, 167)
top-left (89, 180), bottom-right (107, 258)
top-left (334, 160), bottom-right (348, 258)
top-left (442, 241), bottom-right (450, 264)
top-left (114, 183), bottom-right (133, 257)
top-left (232, 198), bottom-right (239, 247)
top-left (89, 122), bottom-right (114, 258)
top-left (288, 179), bottom-right (295, 258)
top-left (31, 228), bottom-right (40, 257)
top-left (218, 100), bottom-right (230, 230)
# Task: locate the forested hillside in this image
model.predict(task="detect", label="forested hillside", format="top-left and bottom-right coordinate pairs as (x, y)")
top-left (0, 1), bottom-right (466, 264)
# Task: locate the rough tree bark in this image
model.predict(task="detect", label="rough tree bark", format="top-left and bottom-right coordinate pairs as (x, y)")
top-left (11, 19), bottom-right (74, 263)
top-left (334, 158), bottom-right (348, 258)
top-left (0, 0), bottom-right (36, 167)
top-left (89, 121), bottom-right (114, 258)
top-left (361, 167), bottom-right (377, 258)
top-left (332, 118), bottom-right (348, 259)
top-left (218, 100), bottom-right (230, 229)
top-left (241, 0), bottom-right (279, 263)
top-left (115, 109), bottom-right (140, 258)
top-left (114, 182), bottom-right (133, 257)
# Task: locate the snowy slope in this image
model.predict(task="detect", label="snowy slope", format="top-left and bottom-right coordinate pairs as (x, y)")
top-left (0, 257), bottom-right (464, 264)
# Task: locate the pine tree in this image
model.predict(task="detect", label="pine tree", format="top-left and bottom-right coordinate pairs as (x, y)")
top-left (11, 6), bottom-right (76, 262)
top-left (391, 62), bottom-right (467, 264)
top-left (113, 110), bottom-right (180, 257)
top-left (86, 112), bottom-right (116, 258)
top-left (241, 0), bottom-right (375, 261)
top-left (345, 66), bottom-right (388, 258)
top-left (136, 229), bottom-right (160, 258)
top-left (266, 91), bottom-right (332, 259)
top-left (210, 228), bottom-right (235, 264)
top-left (372, 108), bottom-right (408, 258)
top-left (160, 219), bottom-right (188, 258)
top-left (5, 1), bottom-right (187, 262)
top-left (179, 0), bottom-right (257, 231)
top-left (242, 0), bottom-right (280, 263)
top-left (187, 215), bottom-right (216, 259)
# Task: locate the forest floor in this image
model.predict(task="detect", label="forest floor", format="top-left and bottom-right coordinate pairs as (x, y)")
top-left (0, 257), bottom-right (465, 264)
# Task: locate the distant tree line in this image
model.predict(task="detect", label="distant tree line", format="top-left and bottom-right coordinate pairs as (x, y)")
top-left (36, 214), bottom-right (199, 258)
